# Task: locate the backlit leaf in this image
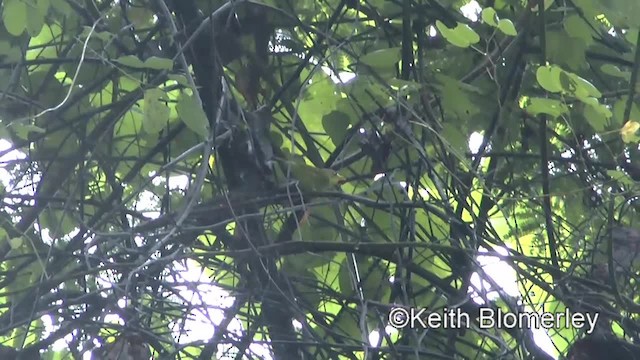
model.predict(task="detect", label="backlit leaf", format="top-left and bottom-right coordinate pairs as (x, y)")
top-left (143, 88), bottom-right (170, 133)
top-left (498, 18), bottom-right (517, 36)
top-left (176, 93), bottom-right (209, 135)
top-left (2, 0), bottom-right (27, 36)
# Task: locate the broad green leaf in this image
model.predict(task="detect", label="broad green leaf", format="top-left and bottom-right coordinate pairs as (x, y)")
top-left (456, 23), bottom-right (481, 44)
top-left (524, 97), bottom-right (569, 118)
top-left (599, 0), bottom-right (640, 28)
top-left (322, 110), bottom-right (350, 146)
top-left (546, 30), bottom-right (586, 70)
top-left (115, 55), bottom-right (146, 68)
top-left (498, 18), bottom-right (517, 36)
top-left (579, 96), bottom-right (599, 108)
top-left (436, 20), bottom-right (480, 48)
top-left (436, 74), bottom-right (480, 119)
top-left (168, 74), bottom-right (190, 86)
top-left (338, 75), bottom-right (390, 115)
top-left (536, 65), bottom-right (563, 93)
top-left (29, 23), bottom-right (62, 50)
top-left (36, 0), bottom-right (50, 15)
top-left (25, 0), bottom-right (49, 36)
top-left (176, 93), bottom-right (209, 135)
top-left (441, 123), bottom-right (468, 155)
top-left (114, 104), bottom-right (144, 137)
top-left (144, 56), bottom-right (174, 70)
top-left (298, 70), bottom-right (339, 127)
top-left (2, 0), bottom-right (28, 36)
top-left (601, 64), bottom-right (630, 79)
top-left (481, 7), bottom-right (499, 27)
top-left (583, 103), bottom-right (611, 132)
top-left (563, 14), bottom-right (593, 45)
top-left (569, 73), bottom-right (602, 98)
top-left (359, 47), bottom-right (401, 69)
top-left (143, 88), bottom-right (170, 133)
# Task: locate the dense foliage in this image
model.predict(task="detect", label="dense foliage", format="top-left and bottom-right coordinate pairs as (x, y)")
top-left (1, 0), bottom-right (640, 359)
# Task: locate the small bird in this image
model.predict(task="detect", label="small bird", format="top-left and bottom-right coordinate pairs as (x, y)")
top-left (275, 155), bottom-right (346, 192)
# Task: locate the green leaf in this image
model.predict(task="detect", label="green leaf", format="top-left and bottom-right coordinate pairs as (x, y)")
top-left (143, 88), bottom-right (170, 133)
top-left (24, 0), bottom-right (49, 36)
top-left (36, 0), bottom-right (50, 15)
top-left (114, 104), bottom-right (144, 137)
top-left (436, 20), bottom-right (480, 48)
top-left (168, 74), bottom-right (190, 86)
top-left (115, 55), bottom-right (146, 68)
top-left (563, 14), bottom-right (593, 45)
top-left (359, 47), bottom-right (401, 69)
top-left (601, 64), bottom-right (630, 79)
top-left (524, 97), bottom-right (569, 118)
top-left (599, 0), bottom-right (640, 28)
top-left (546, 30), bottom-right (587, 70)
top-left (338, 75), bottom-right (389, 115)
top-left (570, 74), bottom-right (602, 98)
top-left (498, 18), bottom-right (517, 36)
top-left (583, 103), bottom-right (609, 132)
top-left (436, 74), bottom-right (480, 119)
top-left (322, 110), bottom-right (350, 146)
top-left (2, 0), bottom-right (28, 36)
top-left (143, 56), bottom-right (174, 70)
top-left (176, 93), bottom-right (209, 135)
top-left (456, 23), bottom-right (481, 44)
top-left (298, 70), bottom-right (339, 130)
top-left (536, 65), bottom-right (563, 93)
top-left (441, 123), bottom-right (468, 155)
top-left (481, 7), bottom-right (499, 27)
